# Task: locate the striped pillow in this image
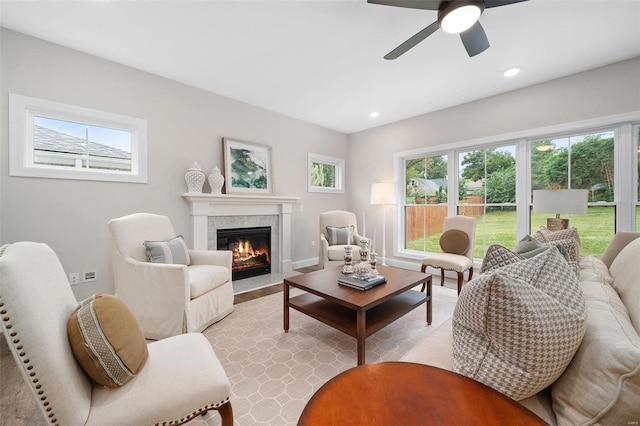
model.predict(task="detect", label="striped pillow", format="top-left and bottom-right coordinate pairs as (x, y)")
top-left (326, 225), bottom-right (354, 246)
top-left (67, 294), bottom-right (148, 388)
top-left (143, 235), bottom-right (190, 265)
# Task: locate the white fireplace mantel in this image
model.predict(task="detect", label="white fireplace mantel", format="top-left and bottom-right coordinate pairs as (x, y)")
top-left (182, 193), bottom-right (300, 273)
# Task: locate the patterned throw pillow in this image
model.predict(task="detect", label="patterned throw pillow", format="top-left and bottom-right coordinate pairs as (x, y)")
top-left (143, 235), bottom-right (190, 265)
top-left (480, 244), bottom-right (524, 274)
top-left (532, 226), bottom-right (581, 261)
top-left (453, 247), bottom-right (587, 401)
top-left (67, 294), bottom-right (148, 388)
top-left (326, 225), bottom-right (354, 246)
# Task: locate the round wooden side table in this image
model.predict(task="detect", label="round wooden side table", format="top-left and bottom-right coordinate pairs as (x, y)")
top-left (298, 362), bottom-right (548, 425)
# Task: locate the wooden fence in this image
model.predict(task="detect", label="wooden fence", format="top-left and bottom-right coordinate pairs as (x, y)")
top-left (406, 196), bottom-right (484, 240)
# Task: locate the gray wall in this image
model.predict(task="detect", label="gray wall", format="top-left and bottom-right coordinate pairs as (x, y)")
top-left (1, 29), bottom-right (348, 300)
top-left (2, 28), bottom-right (639, 299)
top-left (348, 57), bottom-right (640, 267)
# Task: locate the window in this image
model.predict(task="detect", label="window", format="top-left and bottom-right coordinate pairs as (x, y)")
top-left (394, 113), bottom-right (639, 263)
top-left (9, 94), bottom-right (147, 183)
top-left (530, 130), bottom-right (615, 255)
top-left (308, 153), bottom-right (344, 193)
top-left (458, 145), bottom-right (517, 258)
top-left (403, 153), bottom-right (448, 252)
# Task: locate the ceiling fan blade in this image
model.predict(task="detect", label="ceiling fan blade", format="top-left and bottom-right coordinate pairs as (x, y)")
top-left (367, 0), bottom-right (441, 11)
top-left (484, 0), bottom-right (528, 8)
top-left (460, 21), bottom-right (490, 57)
top-left (384, 21), bottom-right (440, 60)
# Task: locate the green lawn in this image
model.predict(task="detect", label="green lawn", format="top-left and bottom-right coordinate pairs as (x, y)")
top-left (406, 205), bottom-right (631, 258)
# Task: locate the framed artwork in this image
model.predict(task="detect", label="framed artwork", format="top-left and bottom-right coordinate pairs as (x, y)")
top-left (223, 138), bottom-right (273, 195)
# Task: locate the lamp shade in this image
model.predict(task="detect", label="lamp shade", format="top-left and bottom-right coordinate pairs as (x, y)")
top-left (532, 189), bottom-right (588, 215)
top-left (371, 182), bottom-right (396, 205)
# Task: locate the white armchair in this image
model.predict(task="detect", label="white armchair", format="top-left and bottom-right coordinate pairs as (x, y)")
top-left (0, 241), bottom-right (233, 425)
top-left (108, 213), bottom-right (234, 340)
top-left (319, 210), bottom-right (369, 269)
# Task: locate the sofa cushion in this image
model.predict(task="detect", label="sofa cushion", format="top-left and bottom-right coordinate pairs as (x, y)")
top-left (609, 236), bottom-right (640, 333)
top-left (452, 248), bottom-right (587, 401)
top-left (325, 225), bottom-right (354, 246)
top-left (188, 265), bottom-right (231, 299)
top-left (143, 235), bottom-right (191, 265)
top-left (439, 229), bottom-right (469, 255)
top-left (67, 294), bottom-right (148, 388)
top-left (327, 244), bottom-right (349, 261)
top-left (551, 263), bottom-right (640, 425)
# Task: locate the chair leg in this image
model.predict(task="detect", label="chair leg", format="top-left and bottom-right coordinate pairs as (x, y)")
top-left (468, 267), bottom-right (474, 281)
top-left (440, 269), bottom-right (445, 286)
top-left (457, 272), bottom-right (463, 295)
top-left (216, 401), bottom-right (234, 426)
top-left (420, 264), bottom-right (427, 291)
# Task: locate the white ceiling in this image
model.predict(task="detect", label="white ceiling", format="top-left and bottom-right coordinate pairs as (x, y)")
top-left (2, 0), bottom-right (639, 134)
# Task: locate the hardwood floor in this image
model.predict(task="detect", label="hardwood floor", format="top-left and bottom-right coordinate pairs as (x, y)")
top-left (0, 267), bottom-right (318, 425)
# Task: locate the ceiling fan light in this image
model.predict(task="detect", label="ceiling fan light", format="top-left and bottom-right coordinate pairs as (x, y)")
top-left (440, 5), bottom-right (482, 34)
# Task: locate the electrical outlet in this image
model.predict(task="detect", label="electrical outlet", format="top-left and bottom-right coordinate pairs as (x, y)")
top-left (311, 241), bottom-right (315, 249)
top-left (299, 204), bottom-right (304, 212)
top-left (69, 273), bottom-right (80, 286)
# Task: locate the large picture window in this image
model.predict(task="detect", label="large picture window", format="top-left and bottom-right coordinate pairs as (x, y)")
top-left (394, 115), bottom-right (639, 264)
top-left (403, 153), bottom-right (448, 252)
top-left (458, 145), bottom-right (517, 259)
top-left (530, 130), bottom-right (615, 255)
top-left (9, 94), bottom-right (147, 183)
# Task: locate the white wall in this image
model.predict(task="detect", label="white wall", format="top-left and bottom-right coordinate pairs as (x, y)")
top-left (348, 57), bottom-right (640, 267)
top-left (0, 29), bottom-right (348, 300)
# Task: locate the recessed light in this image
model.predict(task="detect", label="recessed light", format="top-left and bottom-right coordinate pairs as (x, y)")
top-left (370, 112), bottom-right (380, 118)
top-left (503, 67), bottom-right (520, 77)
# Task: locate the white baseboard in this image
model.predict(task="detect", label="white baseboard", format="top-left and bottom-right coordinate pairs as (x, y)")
top-left (292, 257), bottom-right (318, 269)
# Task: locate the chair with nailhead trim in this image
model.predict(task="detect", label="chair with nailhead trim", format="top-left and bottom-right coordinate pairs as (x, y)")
top-left (0, 242), bottom-right (233, 426)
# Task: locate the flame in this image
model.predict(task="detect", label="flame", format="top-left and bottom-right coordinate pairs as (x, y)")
top-left (232, 239), bottom-right (270, 264)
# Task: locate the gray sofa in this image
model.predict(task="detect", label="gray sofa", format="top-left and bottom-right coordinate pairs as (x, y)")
top-left (401, 232), bottom-right (640, 425)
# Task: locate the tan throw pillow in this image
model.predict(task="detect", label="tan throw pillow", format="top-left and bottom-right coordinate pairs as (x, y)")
top-left (453, 247), bottom-right (587, 401)
top-left (67, 294), bottom-right (148, 388)
top-left (439, 229), bottom-right (469, 255)
top-left (609, 237), bottom-right (640, 334)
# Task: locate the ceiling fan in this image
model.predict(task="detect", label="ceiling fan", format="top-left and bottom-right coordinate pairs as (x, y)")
top-left (368, 0), bottom-right (529, 59)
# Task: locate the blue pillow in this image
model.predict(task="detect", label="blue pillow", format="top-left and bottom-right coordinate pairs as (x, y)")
top-left (326, 225), bottom-right (354, 246)
top-left (143, 235), bottom-right (190, 265)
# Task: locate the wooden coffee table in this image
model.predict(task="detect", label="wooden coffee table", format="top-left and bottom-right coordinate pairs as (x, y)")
top-left (283, 265), bottom-right (432, 365)
top-left (298, 362), bottom-right (548, 425)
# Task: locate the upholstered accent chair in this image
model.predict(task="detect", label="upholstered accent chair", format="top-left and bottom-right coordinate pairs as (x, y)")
top-left (319, 210), bottom-right (369, 269)
top-left (0, 242), bottom-right (233, 426)
top-left (421, 215), bottom-right (477, 294)
top-left (108, 213), bottom-right (234, 340)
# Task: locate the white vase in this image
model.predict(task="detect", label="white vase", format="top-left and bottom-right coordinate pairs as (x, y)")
top-left (208, 166), bottom-right (225, 194)
top-left (185, 161), bottom-right (205, 193)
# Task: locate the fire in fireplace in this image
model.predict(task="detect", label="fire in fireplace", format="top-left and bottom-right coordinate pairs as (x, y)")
top-left (217, 226), bottom-right (271, 280)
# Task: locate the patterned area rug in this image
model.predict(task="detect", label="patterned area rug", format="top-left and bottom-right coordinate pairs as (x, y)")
top-left (197, 284), bottom-right (459, 426)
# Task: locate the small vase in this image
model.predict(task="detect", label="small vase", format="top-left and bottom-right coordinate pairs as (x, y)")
top-left (208, 166), bottom-right (225, 194)
top-left (185, 161), bottom-right (205, 193)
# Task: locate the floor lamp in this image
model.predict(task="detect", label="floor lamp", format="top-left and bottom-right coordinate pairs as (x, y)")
top-left (371, 182), bottom-right (396, 266)
top-left (532, 189), bottom-right (588, 230)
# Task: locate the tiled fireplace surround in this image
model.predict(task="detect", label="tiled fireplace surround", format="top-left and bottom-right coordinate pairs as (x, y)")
top-left (182, 194), bottom-right (300, 284)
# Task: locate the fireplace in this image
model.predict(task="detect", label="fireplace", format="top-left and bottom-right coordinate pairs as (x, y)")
top-left (217, 226), bottom-right (271, 280)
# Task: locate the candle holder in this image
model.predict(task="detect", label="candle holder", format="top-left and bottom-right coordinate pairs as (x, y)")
top-left (369, 252), bottom-right (378, 275)
top-left (342, 246), bottom-right (354, 274)
top-left (359, 239), bottom-right (369, 263)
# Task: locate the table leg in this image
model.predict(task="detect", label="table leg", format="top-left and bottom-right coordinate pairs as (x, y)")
top-left (284, 281), bottom-right (290, 333)
top-left (356, 310), bottom-right (366, 365)
top-left (426, 276), bottom-right (432, 325)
